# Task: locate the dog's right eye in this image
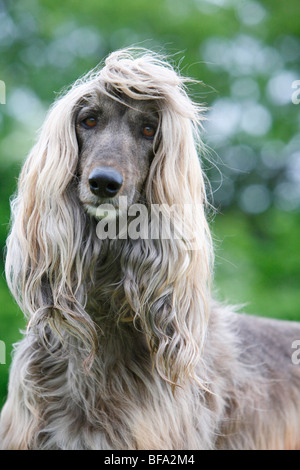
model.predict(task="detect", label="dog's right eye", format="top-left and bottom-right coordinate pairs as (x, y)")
top-left (81, 117), bottom-right (97, 128)
top-left (142, 126), bottom-right (156, 138)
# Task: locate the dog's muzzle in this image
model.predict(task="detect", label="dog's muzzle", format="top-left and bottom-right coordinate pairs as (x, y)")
top-left (88, 167), bottom-right (123, 198)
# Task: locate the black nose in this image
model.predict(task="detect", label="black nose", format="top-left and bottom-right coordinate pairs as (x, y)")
top-left (88, 167), bottom-right (123, 198)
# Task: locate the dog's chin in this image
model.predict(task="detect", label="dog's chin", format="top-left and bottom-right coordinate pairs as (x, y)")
top-left (83, 192), bottom-right (139, 221)
top-left (84, 203), bottom-right (118, 221)
top-left (84, 201), bottom-right (134, 221)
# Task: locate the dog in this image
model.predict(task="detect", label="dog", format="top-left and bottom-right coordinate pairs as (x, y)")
top-left (0, 48), bottom-right (300, 450)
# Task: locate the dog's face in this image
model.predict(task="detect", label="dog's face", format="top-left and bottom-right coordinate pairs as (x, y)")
top-left (75, 91), bottom-right (159, 217)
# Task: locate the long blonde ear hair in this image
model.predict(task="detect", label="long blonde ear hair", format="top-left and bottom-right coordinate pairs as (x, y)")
top-left (101, 49), bottom-right (214, 387)
top-left (5, 78), bottom-right (102, 362)
top-left (5, 48), bottom-right (213, 385)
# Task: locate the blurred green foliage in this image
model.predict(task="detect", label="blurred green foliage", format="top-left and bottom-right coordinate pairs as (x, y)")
top-left (0, 0), bottom-right (299, 405)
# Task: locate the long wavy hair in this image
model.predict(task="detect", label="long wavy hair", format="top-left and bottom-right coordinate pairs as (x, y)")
top-left (5, 48), bottom-right (213, 390)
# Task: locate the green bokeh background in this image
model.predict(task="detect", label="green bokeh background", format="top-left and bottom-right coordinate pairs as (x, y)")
top-left (0, 0), bottom-right (299, 407)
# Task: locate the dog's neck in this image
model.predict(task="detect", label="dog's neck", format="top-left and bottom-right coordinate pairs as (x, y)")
top-left (86, 237), bottom-right (135, 323)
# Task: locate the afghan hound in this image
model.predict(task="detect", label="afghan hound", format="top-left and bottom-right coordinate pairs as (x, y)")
top-left (1, 48), bottom-right (300, 450)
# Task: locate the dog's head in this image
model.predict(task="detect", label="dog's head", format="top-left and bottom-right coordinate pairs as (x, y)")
top-left (75, 91), bottom-right (160, 216)
top-left (57, 48), bottom-right (207, 217)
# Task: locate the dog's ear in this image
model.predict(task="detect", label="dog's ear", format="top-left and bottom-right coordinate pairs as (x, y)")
top-left (5, 90), bottom-right (98, 362)
top-left (128, 110), bottom-right (213, 390)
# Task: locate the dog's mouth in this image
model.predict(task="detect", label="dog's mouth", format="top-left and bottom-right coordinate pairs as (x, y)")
top-left (83, 201), bottom-right (120, 220)
top-left (83, 193), bottom-right (135, 221)
top-left (82, 184), bottom-right (142, 220)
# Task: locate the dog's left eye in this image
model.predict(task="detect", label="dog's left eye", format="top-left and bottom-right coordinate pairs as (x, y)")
top-left (82, 117), bottom-right (97, 128)
top-left (142, 126), bottom-right (156, 138)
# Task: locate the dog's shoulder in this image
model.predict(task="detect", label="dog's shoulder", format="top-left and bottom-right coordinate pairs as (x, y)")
top-left (234, 312), bottom-right (300, 378)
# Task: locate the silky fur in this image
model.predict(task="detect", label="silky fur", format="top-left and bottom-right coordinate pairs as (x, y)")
top-left (1, 48), bottom-right (300, 450)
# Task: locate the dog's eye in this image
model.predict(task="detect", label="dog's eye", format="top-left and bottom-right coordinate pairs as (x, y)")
top-left (142, 126), bottom-right (156, 138)
top-left (82, 117), bottom-right (97, 128)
